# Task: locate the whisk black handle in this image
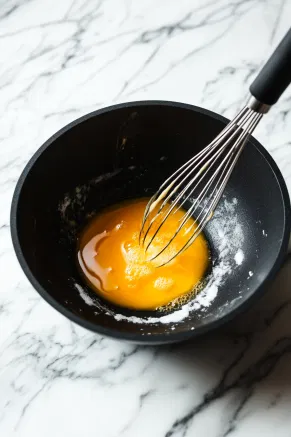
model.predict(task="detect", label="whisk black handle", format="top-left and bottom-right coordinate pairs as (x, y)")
top-left (250, 28), bottom-right (291, 106)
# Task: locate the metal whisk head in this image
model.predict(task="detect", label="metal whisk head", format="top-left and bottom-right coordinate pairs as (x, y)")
top-left (139, 99), bottom-right (266, 266)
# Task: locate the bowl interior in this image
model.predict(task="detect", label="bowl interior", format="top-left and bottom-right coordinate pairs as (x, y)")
top-left (12, 102), bottom-right (290, 343)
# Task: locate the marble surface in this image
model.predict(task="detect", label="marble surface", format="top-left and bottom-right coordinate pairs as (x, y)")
top-left (1, 0), bottom-right (291, 436)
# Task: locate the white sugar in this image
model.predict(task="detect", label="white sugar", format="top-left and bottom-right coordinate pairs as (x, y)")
top-left (234, 249), bottom-right (244, 265)
top-left (74, 283), bottom-right (95, 306)
top-left (109, 197), bottom-right (245, 325)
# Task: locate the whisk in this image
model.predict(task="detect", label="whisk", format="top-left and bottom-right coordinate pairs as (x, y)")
top-left (140, 28), bottom-right (291, 266)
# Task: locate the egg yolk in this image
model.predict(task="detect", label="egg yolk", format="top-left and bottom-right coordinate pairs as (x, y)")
top-left (77, 199), bottom-right (210, 310)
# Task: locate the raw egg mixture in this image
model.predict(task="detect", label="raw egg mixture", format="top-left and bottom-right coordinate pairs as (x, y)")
top-left (77, 199), bottom-right (210, 311)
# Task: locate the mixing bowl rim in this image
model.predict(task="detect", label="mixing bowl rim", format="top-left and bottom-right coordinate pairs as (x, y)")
top-left (10, 100), bottom-right (291, 343)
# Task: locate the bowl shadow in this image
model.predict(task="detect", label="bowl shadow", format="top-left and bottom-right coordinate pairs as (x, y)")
top-left (157, 257), bottom-right (291, 433)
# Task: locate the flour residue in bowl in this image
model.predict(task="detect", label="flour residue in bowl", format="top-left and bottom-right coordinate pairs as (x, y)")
top-left (59, 171), bottom-right (246, 326)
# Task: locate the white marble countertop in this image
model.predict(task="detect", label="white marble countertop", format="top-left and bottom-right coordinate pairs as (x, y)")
top-left (1, 1), bottom-right (291, 436)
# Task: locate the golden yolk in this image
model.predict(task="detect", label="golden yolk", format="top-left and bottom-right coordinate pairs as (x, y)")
top-left (77, 199), bottom-right (210, 310)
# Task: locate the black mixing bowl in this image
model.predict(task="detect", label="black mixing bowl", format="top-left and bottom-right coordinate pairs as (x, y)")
top-left (10, 101), bottom-right (291, 344)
